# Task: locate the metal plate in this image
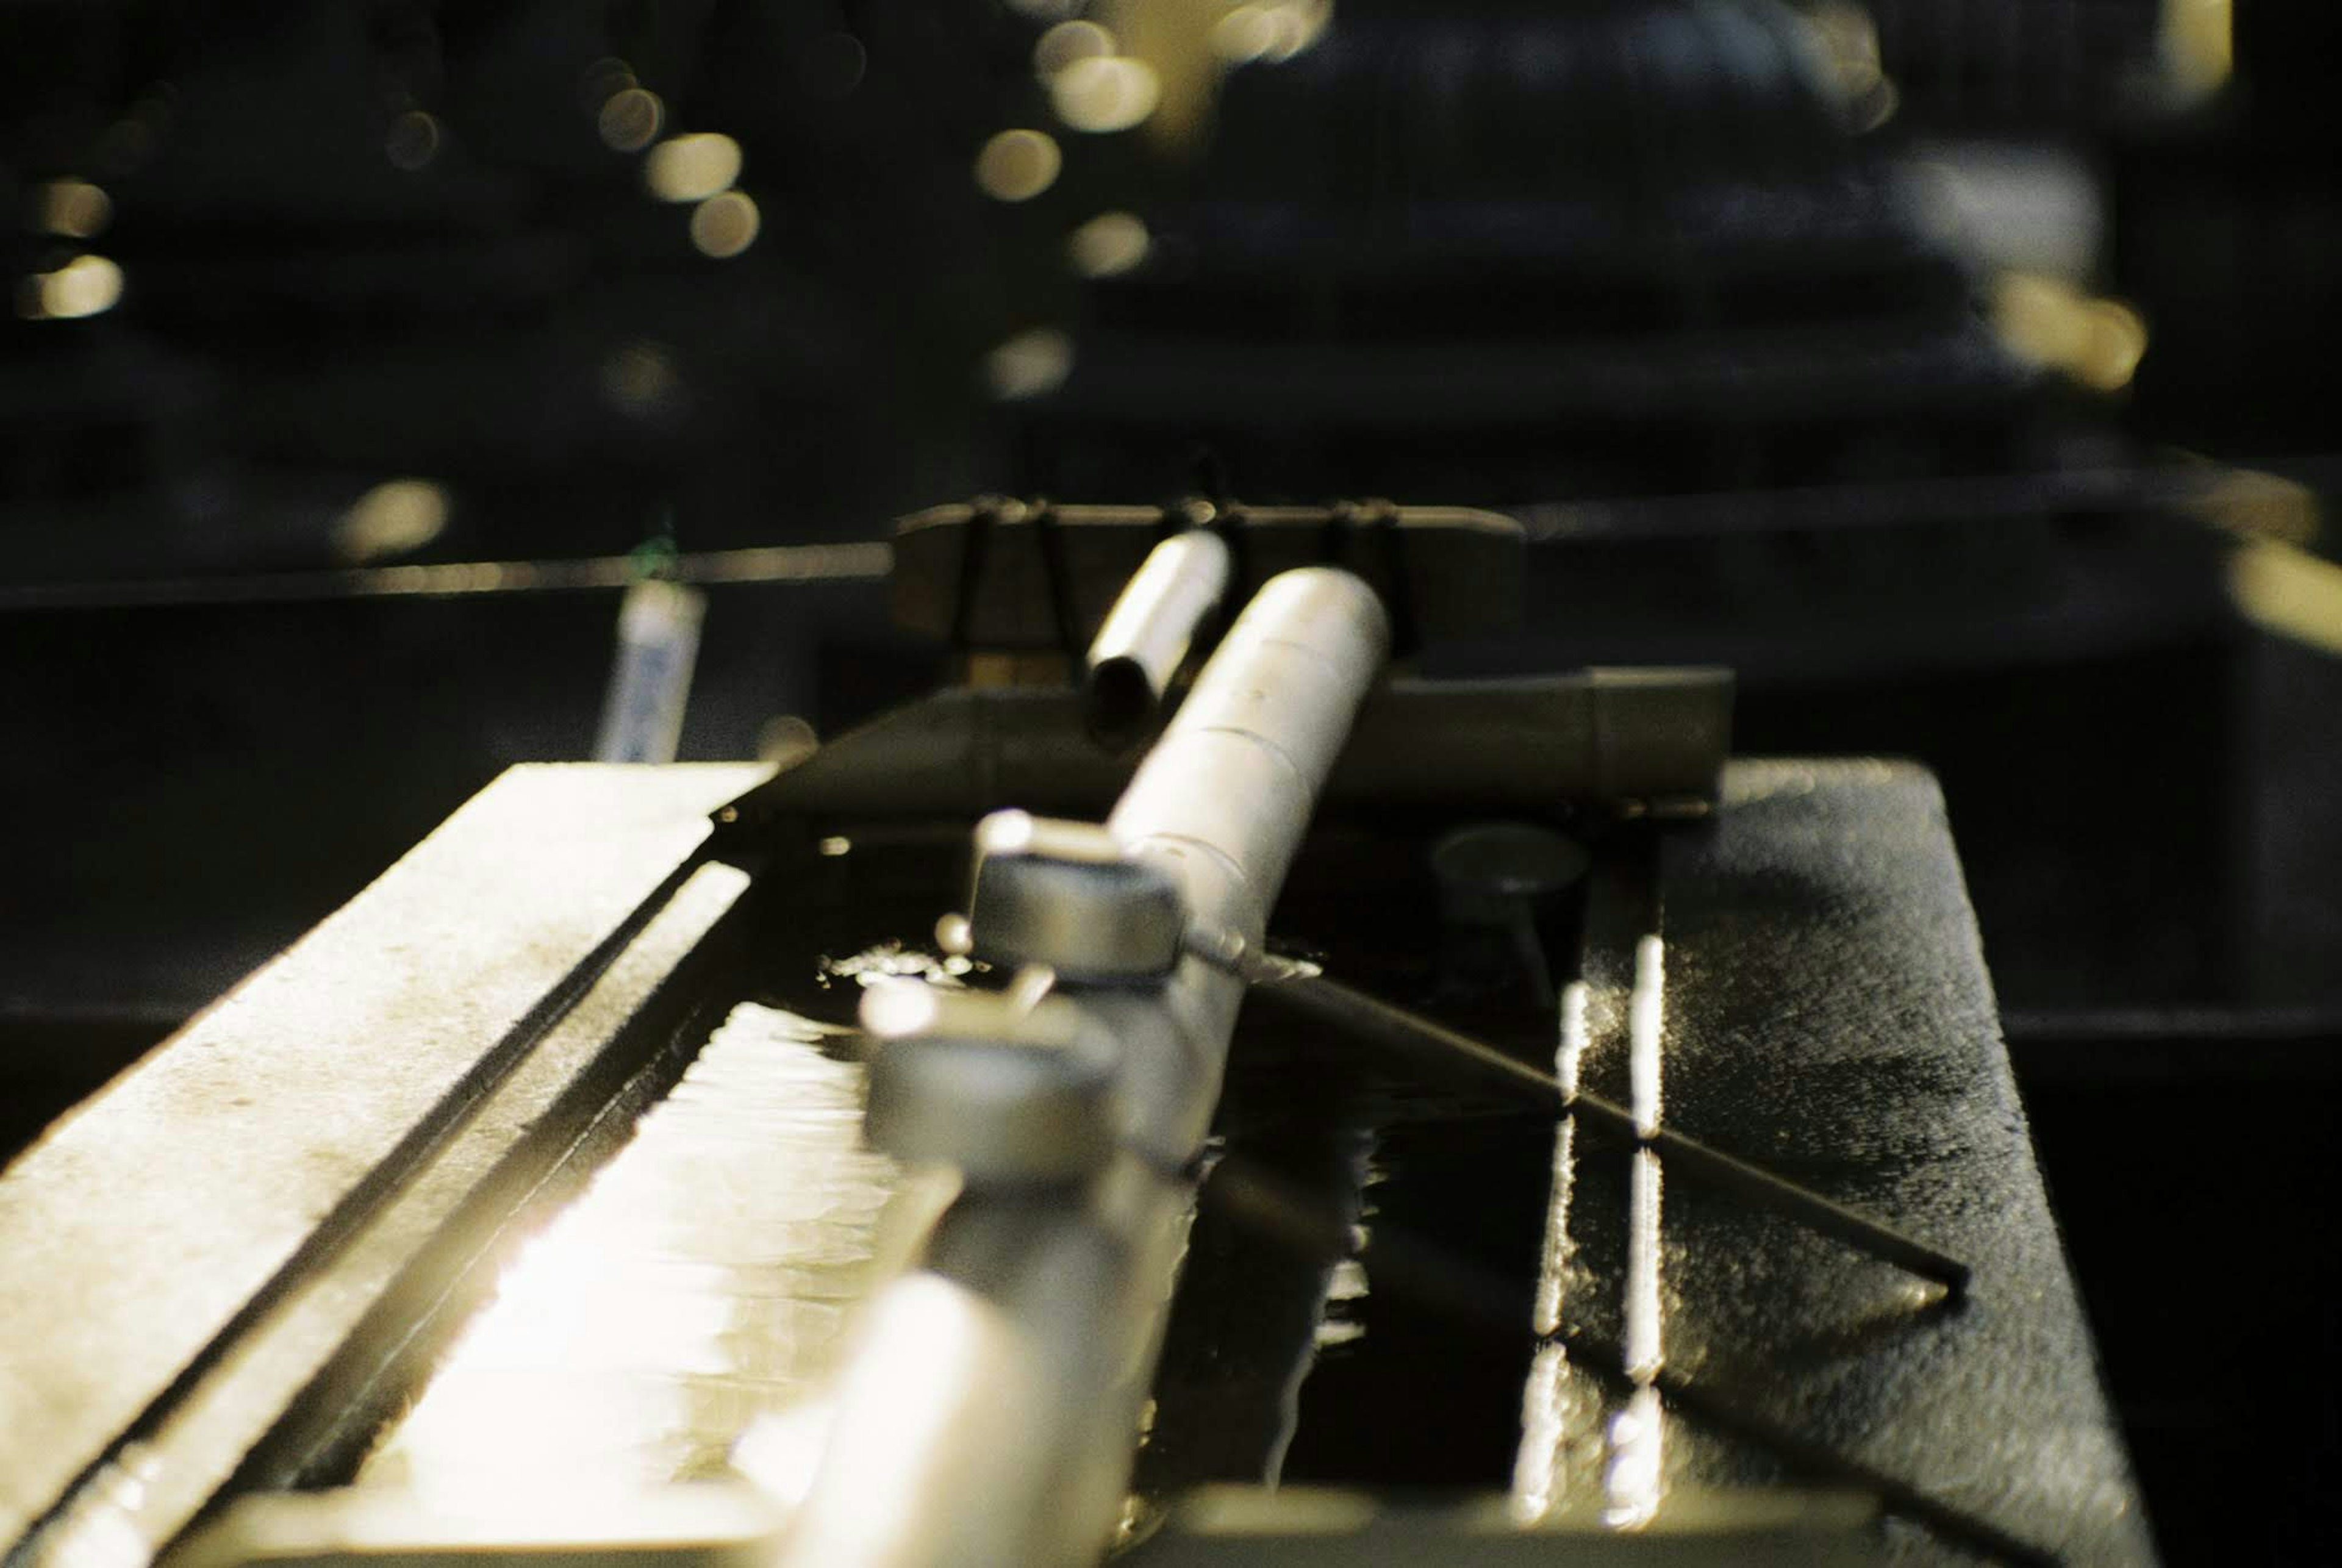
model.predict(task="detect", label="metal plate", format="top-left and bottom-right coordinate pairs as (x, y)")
top-left (1546, 761), bottom-right (2154, 1563)
top-left (0, 764), bottom-right (769, 1556)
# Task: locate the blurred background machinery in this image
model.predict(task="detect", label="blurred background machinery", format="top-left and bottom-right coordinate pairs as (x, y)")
top-left (4, 0), bottom-right (2341, 1559)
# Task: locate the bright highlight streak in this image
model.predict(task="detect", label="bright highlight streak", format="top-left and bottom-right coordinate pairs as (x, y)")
top-left (646, 134), bottom-right (742, 202)
top-left (1050, 57), bottom-right (1162, 134)
top-left (18, 255), bottom-right (124, 321)
top-left (1069, 211), bottom-right (1150, 277)
top-left (334, 479), bottom-right (449, 564)
top-left (689, 192), bottom-right (761, 258)
top-left (974, 129), bottom-right (1061, 202)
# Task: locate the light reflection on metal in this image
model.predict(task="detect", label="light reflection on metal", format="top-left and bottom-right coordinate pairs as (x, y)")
top-left (690, 192), bottom-right (761, 259)
top-left (2229, 537), bottom-right (2342, 658)
top-left (363, 1004), bottom-right (898, 1497)
top-left (984, 327), bottom-right (1074, 399)
top-left (1619, 1151), bottom-right (1664, 1383)
top-left (1069, 210), bottom-right (1150, 277)
top-left (1092, 0), bottom-right (1329, 150)
top-left (582, 58), bottom-right (638, 107)
top-left (0, 540), bottom-right (890, 612)
top-left (801, 32), bottom-right (867, 101)
top-left (1206, 2), bottom-right (1331, 66)
top-left (33, 179), bottom-right (112, 239)
top-left (599, 88), bottom-right (665, 153)
top-left (595, 580), bottom-right (706, 765)
top-left (1606, 937), bottom-right (1668, 1530)
top-left (2163, 0), bottom-right (2234, 103)
top-left (601, 342), bottom-right (682, 415)
top-left (974, 129), bottom-right (1062, 202)
top-left (1628, 936), bottom-right (1664, 1139)
top-left (1509, 979), bottom-right (1595, 1525)
top-left (1991, 271), bottom-right (2149, 393)
top-left (385, 110), bottom-right (441, 171)
top-left (647, 134), bottom-right (743, 203)
top-left (1050, 56), bottom-right (1162, 134)
top-left (334, 479), bottom-right (450, 563)
top-left (1602, 1383), bottom-right (1667, 1531)
top-left (2192, 466), bottom-right (2323, 546)
top-left (18, 254), bottom-right (124, 321)
top-left (1537, 981), bottom-right (1591, 1336)
top-left (1797, 2), bottom-right (1894, 129)
top-left (1035, 20), bottom-right (1115, 77)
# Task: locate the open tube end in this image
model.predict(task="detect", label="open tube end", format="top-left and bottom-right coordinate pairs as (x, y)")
top-left (1081, 656), bottom-right (1158, 751)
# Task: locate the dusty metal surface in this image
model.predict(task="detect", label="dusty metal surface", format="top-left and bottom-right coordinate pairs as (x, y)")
top-left (0, 764), bottom-right (768, 1559)
top-left (358, 1002), bottom-right (899, 1497)
top-left (1527, 761), bottom-right (2153, 1564)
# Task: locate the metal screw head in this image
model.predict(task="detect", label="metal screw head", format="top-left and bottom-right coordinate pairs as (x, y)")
top-left (964, 811), bottom-right (1189, 983)
top-left (859, 982), bottom-right (1118, 1186)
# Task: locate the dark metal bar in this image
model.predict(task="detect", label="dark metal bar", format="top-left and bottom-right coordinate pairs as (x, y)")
top-left (1244, 970), bottom-right (1972, 1297)
top-left (0, 542), bottom-right (889, 613)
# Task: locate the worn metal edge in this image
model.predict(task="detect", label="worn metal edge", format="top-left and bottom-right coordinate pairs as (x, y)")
top-left (12, 861), bottom-right (759, 1568)
top-left (0, 764), bottom-right (770, 1556)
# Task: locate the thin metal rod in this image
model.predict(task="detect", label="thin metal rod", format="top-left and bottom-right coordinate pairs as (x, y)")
top-left (1244, 968), bottom-right (1972, 1297)
top-left (1207, 1154), bottom-right (2049, 1568)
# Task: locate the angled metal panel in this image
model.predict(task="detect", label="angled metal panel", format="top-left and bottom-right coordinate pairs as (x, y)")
top-left (0, 763), bottom-right (769, 1553)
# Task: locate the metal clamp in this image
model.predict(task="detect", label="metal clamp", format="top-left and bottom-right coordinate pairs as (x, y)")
top-left (859, 982), bottom-right (1119, 1187)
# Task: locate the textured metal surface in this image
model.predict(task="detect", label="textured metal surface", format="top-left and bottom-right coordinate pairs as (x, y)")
top-left (782, 568), bottom-right (1390, 1568)
top-left (0, 764), bottom-right (768, 1556)
top-left (1084, 531), bottom-right (1233, 747)
top-left (18, 861), bottom-right (756, 1568)
top-left (360, 1003), bottom-right (900, 1495)
top-left (1520, 761), bottom-right (2152, 1564)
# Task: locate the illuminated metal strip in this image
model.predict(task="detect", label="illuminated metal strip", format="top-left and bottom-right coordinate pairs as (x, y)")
top-left (0, 764), bottom-right (768, 1566)
top-left (0, 542), bottom-right (890, 612)
top-left (360, 1003), bottom-right (901, 1499)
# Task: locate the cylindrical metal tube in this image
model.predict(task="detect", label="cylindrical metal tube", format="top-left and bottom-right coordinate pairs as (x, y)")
top-left (782, 568), bottom-right (1388, 1568)
top-left (1103, 566), bottom-right (1390, 1159)
top-left (1081, 530), bottom-right (1232, 749)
